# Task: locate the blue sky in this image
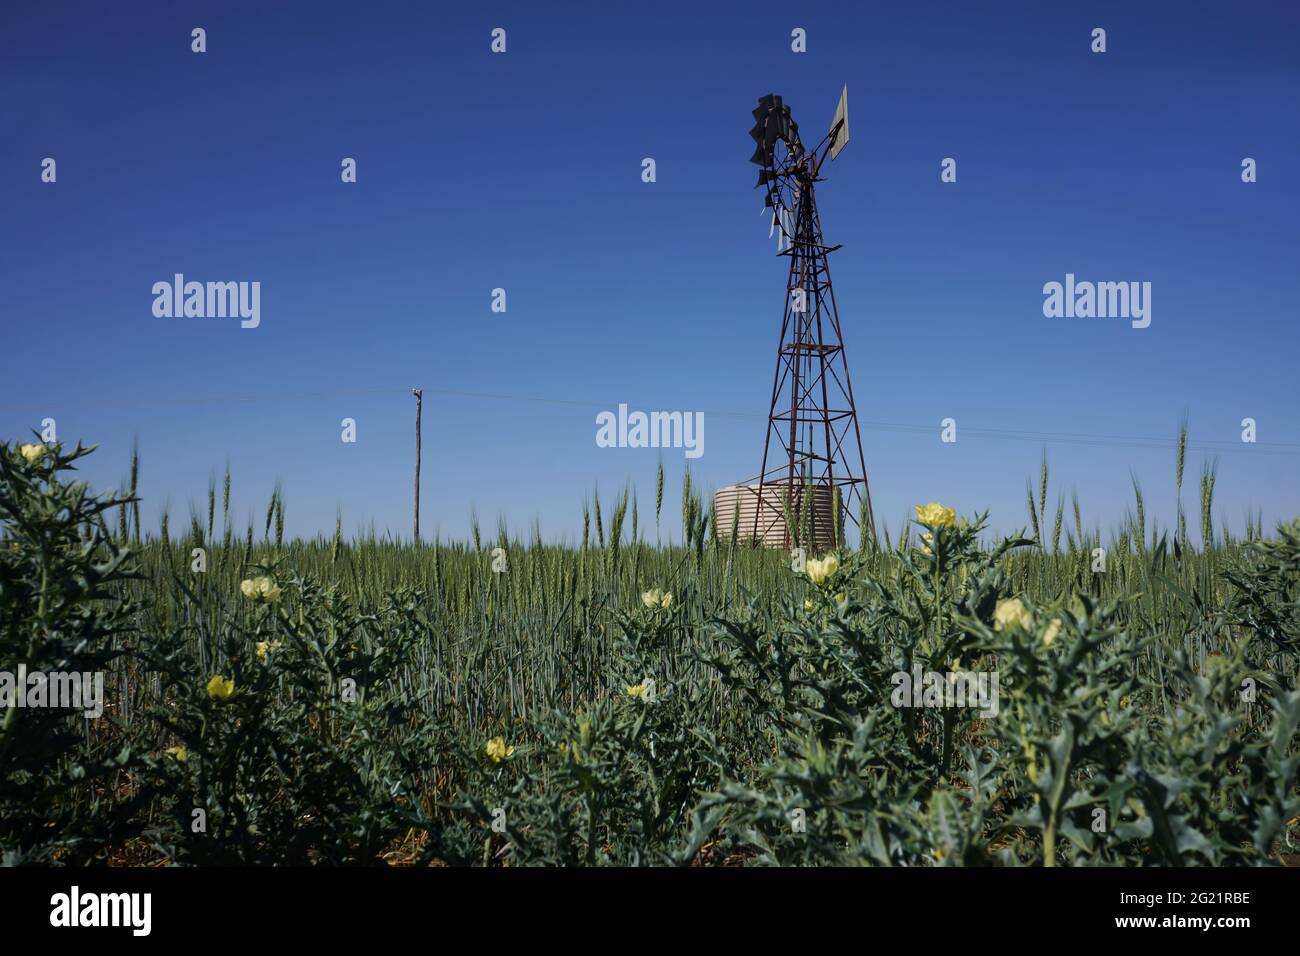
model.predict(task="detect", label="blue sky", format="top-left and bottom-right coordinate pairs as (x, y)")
top-left (3, 0), bottom-right (1298, 545)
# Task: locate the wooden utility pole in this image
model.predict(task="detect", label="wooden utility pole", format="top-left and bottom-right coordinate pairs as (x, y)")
top-left (413, 388), bottom-right (423, 545)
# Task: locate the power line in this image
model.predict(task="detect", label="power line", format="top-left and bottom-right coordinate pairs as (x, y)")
top-left (0, 387), bottom-right (411, 411)
top-left (2, 384), bottom-right (1297, 457)
top-left (413, 388), bottom-right (1300, 457)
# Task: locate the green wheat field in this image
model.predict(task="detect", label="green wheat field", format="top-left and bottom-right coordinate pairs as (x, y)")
top-left (2, 435), bottom-right (1297, 866)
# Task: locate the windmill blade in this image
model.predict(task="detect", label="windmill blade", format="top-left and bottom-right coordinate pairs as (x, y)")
top-left (769, 204), bottom-right (788, 251)
top-left (828, 84), bottom-right (849, 160)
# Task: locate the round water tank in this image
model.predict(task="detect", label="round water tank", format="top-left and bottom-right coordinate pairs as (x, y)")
top-left (712, 483), bottom-right (841, 551)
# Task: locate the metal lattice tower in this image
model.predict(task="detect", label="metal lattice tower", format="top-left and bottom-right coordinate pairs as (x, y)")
top-left (749, 90), bottom-right (876, 550)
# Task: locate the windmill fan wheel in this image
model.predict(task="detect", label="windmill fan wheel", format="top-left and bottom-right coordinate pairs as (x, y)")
top-left (748, 94), bottom-right (804, 241)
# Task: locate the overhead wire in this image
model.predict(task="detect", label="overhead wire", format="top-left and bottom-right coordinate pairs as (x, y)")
top-left (1, 385), bottom-right (1296, 457)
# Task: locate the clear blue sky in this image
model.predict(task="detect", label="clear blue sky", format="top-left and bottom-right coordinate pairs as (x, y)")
top-left (3, 0), bottom-right (1298, 545)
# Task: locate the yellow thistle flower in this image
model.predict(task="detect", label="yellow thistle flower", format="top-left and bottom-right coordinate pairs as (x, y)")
top-left (18, 443), bottom-right (47, 465)
top-left (1042, 619), bottom-right (1061, 647)
top-left (206, 675), bottom-right (235, 701)
top-left (805, 553), bottom-right (839, 586)
top-left (641, 588), bottom-right (673, 609)
top-left (240, 576), bottom-right (282, 602)
top-left (255, 640), bottom-right (283, 662)
top-left (485, 736), bottom-right (515, 763)
top-left (626, 682), bottom-right (650, 700)
top-left (914, 502), bottom-right (956, 528)
top-left (805, 558), bottom-right (822, 583)
top-left (993, 597), bottom-right (1032, 632)
top-left (165, 745), bottom-right (188, 762)
top-left (803, 598), bottom-right (814, 611)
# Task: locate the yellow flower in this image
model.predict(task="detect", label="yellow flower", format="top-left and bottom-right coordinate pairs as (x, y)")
top-left (1042, 619), bottom-right (1061, 647)
top-left (485, 736), bottom-right (515, 763)
top-left (626, 682), bottom-right (650, 699)
top-left (993, 597), bottom-right (1031, 632)
top-left (18, 443), bottom-right (47, 465)
top-left (803, 598), bottom-right (814, 611)
top-left (206, 675), bottom-right (235, 701)
top-left (805, 553), bottom-right (839, 586)
top-left (255, 640), bottom-right (283, 662)
top-left (641, 588), bottom-right (672, 609)
top-left (914, 502), bottom-right (956, 528)
top-left (240, 576), bottom-right (282, 602)
top-left (165, 745), bottom-right (188, 762)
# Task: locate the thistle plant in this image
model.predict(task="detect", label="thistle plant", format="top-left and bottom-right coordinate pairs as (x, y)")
top-left (0, 442), bottom-right (142, 864)
top-left (1, 443), bottom-right (1295, 867)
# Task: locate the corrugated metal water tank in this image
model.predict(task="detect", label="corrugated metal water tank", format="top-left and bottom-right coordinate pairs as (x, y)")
top-left (712, 483), bottom-right (840, 551)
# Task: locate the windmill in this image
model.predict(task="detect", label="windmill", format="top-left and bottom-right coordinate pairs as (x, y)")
top-left (747, 87), bottom-right (876, 551)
